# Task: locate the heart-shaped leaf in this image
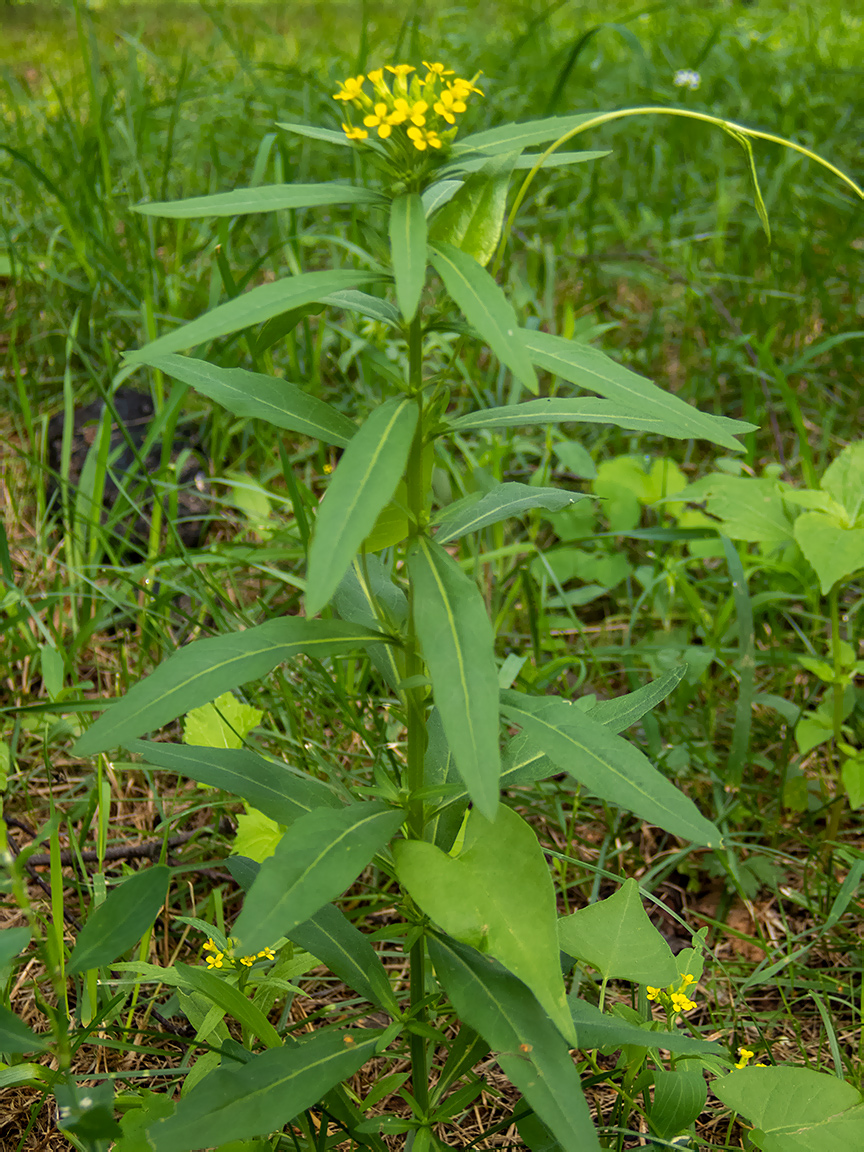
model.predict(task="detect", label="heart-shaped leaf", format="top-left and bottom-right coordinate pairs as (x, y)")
top-left (794, 512), bottom-right (864, 593)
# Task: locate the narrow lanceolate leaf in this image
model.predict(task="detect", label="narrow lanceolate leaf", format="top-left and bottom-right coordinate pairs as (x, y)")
top-left (233, 802), bottom-right (404, 956)
top-left (453, 112), bottom-right (600, 156)
top-left (136, 354), bottom-right (356, 447)
top-left (428, 152), bottom-right (518, 268)
top-left (429, 242), bottom-right (537, 393)
top-left (305, 398), bottom-right (418, 617)
top-left (500, 690), bottom-right (721, 846)
top-left (450, 397), bottom-right (702, 437)
top-left (443, 150), bottom-right (610, 175)
top-left (73, 619), bottom-right (389, 756)
top-left (389, 193), bottom-right (427, 323)
top-left (128, 741), bottom-right (342, 826)
top-left (287, 902), bottom-right (399, 1015)
top-left (407, 537), bottom-right (501, 821)
top-left (124, 269), bottom-right (386, 363)
top-left (434, 482), bottom-right (585, 544)
top-left (429, 935), bottom-right (601, 1152)
top-left (0, 1006), bottom-right (48, 1054)
top-left (519, 329), bottom-right (755, 450)
top-left (146, 1028), bottom-right (381, 1152)
top-left (133, 182), bottom-right (385, 218)
top-left (587, 666), bottom-right (687, 734)
top-left (174, 963), bottom-right (281, 1050)
top-left (68, 866), bottom-right (171, 975)
top-left (394, 806), bottom-right (575, 1045)
top-left (569, 998), bottom-right (723, 1055)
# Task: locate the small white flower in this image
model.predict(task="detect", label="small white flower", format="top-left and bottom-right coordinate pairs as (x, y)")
top-left (673, 69), bottom-right (701, 90)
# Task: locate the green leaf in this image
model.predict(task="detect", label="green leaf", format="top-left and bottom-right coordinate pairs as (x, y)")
top-left (129, 741), bottom-right (341, 826)
top-left (428, 935), bottom-right (602, 1152)
top-left (174, 963), bottom-right (281, 1049)
top-left (0, 927), bottom-right (31, 969)
top-left (450, 397), bottom-right (704, 437)
top-left (712, 1066), bottom-right (864, 1152)
top-left (568, 998), bottom-right (722, 1055)
top-left (233, 802), bottom-right (403, 956)
top-left (499, 690), bottom-right (721, 846)
top-left (306, 397), bottom-right (418, 616)
top-left (133, 183), bottom-right (385, 218)
top-left (68, 866), bottom-right (171, 975)
top-left (677, 475), bottom-right (794, 547)
top-left (0, 1005), bottom-right (48, 1053)
top-left (276, 121), bottom-right (355, 147)
top-left (124, 269), bottom-right (386, 363)
top-left (428, 242), bottom-right (537, 393)
top-left (232, 808), bottom-right (286, 862)
top-left (135, 355), bottom-right (356, 448)
top-left (146, 1029), bottom-right (381, 1152)
top-left (333, 555), bottom-right (407, 694)
top-left (650, 1068), bottom-right (707, 1140)
top-left (395, 806), bottom-right (575, 1045)
top-left (73, 619), bottom-right (388, 756)
top-left (519, 329), bottom-right (753, 449)
top-left (842, 755), bottom-right (864, 809)
top-left (319, 289), bottom-right (401, 327)
top-left (558, 879), bottom-right (678, 985)
top-left (794, 512), bottom-right (864, 594)
top-left (434, 483), bottom-right (586, 544)
top-left (389, 193), bottom-right (427, 323)
top-left (444, 150), bottom-right (610, 174)
top-left (183, 692), bottom-right (263, 750)
top-left (428, 152), bottom-right (518, 267)
top-left (407, 537), bottom-right (500, 820)
top-left (287, 902), bottom-right (399, 1015)
top-left (454, 113), bottom-right (600, 155)
top-left (820, 440), bottom-right (864, 523)
top-left (587, 667), bottom-right (687, 733)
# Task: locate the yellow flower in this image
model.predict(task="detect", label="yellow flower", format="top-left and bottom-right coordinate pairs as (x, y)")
top-left (342, 123), bottom-right (369, 141)
top-left (423, 61), bottom-right (454, 79)
top-left (257, 947), bottom-right (276, 961)
top-left (433, 87), bottom-right (466, 124)
top-left (646, 986), bottom-right (662, 1001)
top-left (734, 1046), bottom-right (755, 1069)
top-left (239, 955), bottom-right (255, 967)
top-left (407, 125), bottom-right (442, 151)
top-left (363, 102), bottom-right (403, 138)
top-left (386, 64), bottom-right (415, 79)
top-left (205, 951), bottom-right (225, 969)
top-left (392, 98), bottom-right (428, 126)
top-left (670, 992), bottom-right (698, 1013)
top-left (202, 939), bottom-right (218, 952)
top-left (333, 75), bottom-right (365, 103)
top-left (450, 74), bottom-right (484, 98)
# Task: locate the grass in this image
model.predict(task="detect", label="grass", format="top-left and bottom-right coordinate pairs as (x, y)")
top-left (2, 0), bottom-right (864, 1148)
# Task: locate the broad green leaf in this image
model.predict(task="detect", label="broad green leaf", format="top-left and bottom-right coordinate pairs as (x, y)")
top-left (125, 269), bottom-right (385, 363)
top-left (444, 150), bottom-right (610, 174)
top-left (183, 692), bottom-right (263, 750)
top-left (712, 1066), bottom-right (864, 1152)
top-left (389, 193), bottom-right (427, 322)
top-left (500, 690), bottom-right (721, 846)
top-left (434, 482), bottom-right (585, 544)
top-left (407, 537), bottom-right (500, 820)
top-left (842, 755), bottom-right (864, 809)
top-left (0, 1006), bottom-right (48, 1053)
top-left (129, 741), bottom-right (341, 826)
top-left (146, 1029), bottom-right (381, 1152)
top-left (395, 806), bottom-right (575, 1044)
top-left (558, 880), bottom-right (678, 985)
top-left (0, 927), bottom-right (31, 969)
top-left (650, 1068), bottom-right (707, 1140)
top-left (794, 512), bottom-right (864, 594)
top-left (319, 289), bottom-right (401, 327)
top-left (133, 183), bottom-right (385, 218)
top-left (232, 808), bottom-right (285, 862)
top-left (135, 355), bottom-right (356, 448)
top-left (453, 112), bottom-right (600, 155)
top-left (674, 474), bottom-right (794, 547)
top-left (333, 555), bottom-right (407, 694)
top-left (587, 667), bottom-right (687, 733)
top-left (428, 152), bottom-right (518, 267)
top-left (68, 866), bottom-right (171, 975)
top-left (287, 902), bottom-right (399, 1014)
top-left (819, 440), bottom-right (864, 524)
top-left (428, 935), bottom-right (601, 1152)
top-left (568, 998), bottom-right (722, 1055)
top-left (423, 179), bottom-right (463, 216)
top-left (451, 398), bottom-right (702, 436)
top-left (519, 329), bottom-right (753, 450)
top-left (306, 397), bottom-right (418, 616)
top-left (174, 963), bottom-right (281, 1049)
top-left (73, 619), bottom-right (388, 756)
top-left (429, 242), bottom-right (537, 393)
top-left (233, 802), bottom-right (403, 955)
top-left (114, 1089), bottom-right (176, 1152)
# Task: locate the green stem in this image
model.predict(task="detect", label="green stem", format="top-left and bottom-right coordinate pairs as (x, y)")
top-left (404, 312), bottom-right (430, 1115)
top-left (825, 583), bottom-right (846, 849)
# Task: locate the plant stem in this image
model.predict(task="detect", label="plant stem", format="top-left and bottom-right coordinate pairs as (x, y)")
top-left (825, 583), bottom-right (846, 849)
top-left (404, 312), bottom-right (430, 1114)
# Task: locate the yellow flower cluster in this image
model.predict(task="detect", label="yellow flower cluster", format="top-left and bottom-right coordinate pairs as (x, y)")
top-left (646, 972), bottom-right (698, 1014)
top-left (202, 938), bottom-right (276, 970)
top-left (333, 62), bottom-right (483, 152)
top-left (734, 1045), bottom-right (767, 1069)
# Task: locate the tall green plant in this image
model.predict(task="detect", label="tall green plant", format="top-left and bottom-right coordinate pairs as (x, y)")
top-left (7, 61), bottom-right (862, 1152)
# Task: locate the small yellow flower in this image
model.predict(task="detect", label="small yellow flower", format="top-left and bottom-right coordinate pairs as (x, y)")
top-left (646, 986), bottom-right (662, 1001)
top-left (433, 87), bottom-right (466, 124)
top-left (257, 947), bottom-right (276, 961)
top-left (407, 125), bottom-right (442, 151)
top-left (392, 98), bottom-right (428, 126)
top-left (205, 951), bottom-right (225, 969)
top-left (333, 75), bottom-right (365, 102)
top-left (670, 992), bottom-right (698, 1013)
top-left (202, 939), bottom-right (218, 953)
top-left (386, 64), bottom-right (415, 79)
top-left (342, 123), bottom-right (369, 141)
top-left (423, 61), bottom-right (454, 79)
top-left (735, 1046), bottom-right (755, 1069)
top-left (450, 74), bottom-right (484, 98)
top-left (363, 102), bottom-right (403, 138)
top-left (239, 955), bottom-right (255, 967)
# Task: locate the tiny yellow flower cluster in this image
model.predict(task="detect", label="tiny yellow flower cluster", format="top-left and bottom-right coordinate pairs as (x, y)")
top-left (332, 62), bottom-right (483, 152)
top-left (646, 972), bottom-right (698, 1014)
top-left (734, 1045), bottom-right (767, 1069)
top-left (202, 938), bottom-right (276, 970)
